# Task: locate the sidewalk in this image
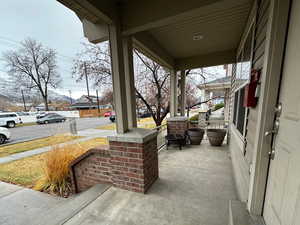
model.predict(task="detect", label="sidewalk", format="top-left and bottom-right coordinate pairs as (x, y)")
top-left (0, 128), bottom-right (115, 164)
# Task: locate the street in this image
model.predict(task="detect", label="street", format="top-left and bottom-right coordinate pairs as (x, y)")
top-left (6, 117), bottom-right (112, 144)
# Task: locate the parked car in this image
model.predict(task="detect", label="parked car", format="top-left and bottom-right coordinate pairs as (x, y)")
top-left (109, 112), bottom-right (116, 122)
top-left (36, 112), bottom-right (47, 119)
top-left (104, 111), bottom-right (112, 117)
top-left (139, 112), bottom-right (152, 118)
top-left (37, 113), bottom-right (66, 124)
top-left (0, 127), bottom-right (10, 144)
top-left (0, 112), bottom-right (22, 128)
top-left (16, 112), bottom-right (30, 116)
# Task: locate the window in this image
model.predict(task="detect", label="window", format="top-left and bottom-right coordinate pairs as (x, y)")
top-left (232, 25), bottom-right (254, 137)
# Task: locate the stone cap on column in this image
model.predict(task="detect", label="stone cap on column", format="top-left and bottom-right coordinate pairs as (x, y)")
top-left (108, 128), bottom-right (158, 143)
top-left (167, 116), bottom-right (188, 122)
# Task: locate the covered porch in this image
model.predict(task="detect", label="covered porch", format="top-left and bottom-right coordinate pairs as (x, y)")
top-left (61, 142), bottom-right (236, 225)
top-left (55, 0), bottom-right (268, 224)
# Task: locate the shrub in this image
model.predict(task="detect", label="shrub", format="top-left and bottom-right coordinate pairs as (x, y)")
top-left (213, 103), bottom-right (225, 111)
top-left (189, 114), bottom-right (199, 122)
top-left (34, 143), bottom-right (88, 196)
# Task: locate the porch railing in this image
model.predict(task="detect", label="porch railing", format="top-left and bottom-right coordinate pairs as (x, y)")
top-left (152, 123), bottom-right (167, 151)
top-left (152, 119), bottom-right (229, 150)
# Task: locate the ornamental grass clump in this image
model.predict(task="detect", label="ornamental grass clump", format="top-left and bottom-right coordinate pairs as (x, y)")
top-left (34, 143), bottom-right (86, 197)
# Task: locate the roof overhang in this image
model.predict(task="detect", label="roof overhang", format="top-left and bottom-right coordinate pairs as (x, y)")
top-left (57, 0), bottom-right (254, 70)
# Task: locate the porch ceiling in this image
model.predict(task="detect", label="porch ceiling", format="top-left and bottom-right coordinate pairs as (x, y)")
top-left (58, 0), bottom-right (253, 69)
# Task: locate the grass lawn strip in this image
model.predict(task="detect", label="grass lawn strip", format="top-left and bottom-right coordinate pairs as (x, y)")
top-left (0, 137), bottom-right (108, 188)
top-left (96, 117), bottom-right (163, 130)
top-left (0, 134), bottom-right (82, 157)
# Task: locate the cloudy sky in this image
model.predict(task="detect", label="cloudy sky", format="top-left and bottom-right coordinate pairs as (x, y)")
top-left (0, 0), bottom-right (97, 98)
top-left (0, 0), bottom-right (228, 100)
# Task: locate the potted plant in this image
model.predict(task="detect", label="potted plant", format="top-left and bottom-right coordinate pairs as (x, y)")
top-left (207, 129), bottom-right (226, 146)
top-left (187, 128), bottom-right (205, 145)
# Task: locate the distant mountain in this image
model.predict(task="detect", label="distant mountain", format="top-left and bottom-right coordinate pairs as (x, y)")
top-left (0, 77), bottom-right (74, 104)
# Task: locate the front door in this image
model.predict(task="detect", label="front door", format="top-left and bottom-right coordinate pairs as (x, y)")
top-left (263, 1), bottom-right (300, 225)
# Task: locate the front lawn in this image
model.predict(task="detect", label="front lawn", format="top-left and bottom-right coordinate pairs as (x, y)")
top-left (0, 137), bottom-right (108, 188)
top-left (97, 117), bottom-right (160, 130)
top-left (0, 134), bottom-right (81, 157)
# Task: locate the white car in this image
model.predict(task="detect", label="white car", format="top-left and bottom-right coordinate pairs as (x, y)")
top-left (0, 112), bottom-right (22, 128)
top-left (0, 127), bottom-right (10, 144)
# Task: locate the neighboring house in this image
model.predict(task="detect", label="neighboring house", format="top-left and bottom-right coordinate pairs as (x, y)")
top-left (70, 95), bottom-right (111, 110)
top-left (198, 76), bottom-right (231, 120)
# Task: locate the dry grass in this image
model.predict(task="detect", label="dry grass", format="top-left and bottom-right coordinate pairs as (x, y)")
top-left (16, 122), bottom-right (37, 127)
top-left (0, 154), bottom-right (44, 188)
top-left (0, 137), bottom-right (108, 192)
top-left (34, 137), bottom-right (108, 196)
top-left (0, 134), bottom-right (81, 157)
top-left (97, 117), bottom-right (163, 130)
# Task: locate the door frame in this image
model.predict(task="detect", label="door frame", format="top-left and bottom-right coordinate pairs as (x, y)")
top-left (247, 0), bottom-right (292, 216)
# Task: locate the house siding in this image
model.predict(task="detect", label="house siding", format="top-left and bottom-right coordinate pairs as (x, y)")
top-left (230, 0), bottom-right (270, 202)
top-left (245, 0), bottom-right (270, 166)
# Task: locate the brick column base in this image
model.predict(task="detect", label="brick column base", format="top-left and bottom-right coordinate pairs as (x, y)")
top-left (167, 117), bottom-right (188, 136)
top-left (108, 128), bottom-right (158, 193)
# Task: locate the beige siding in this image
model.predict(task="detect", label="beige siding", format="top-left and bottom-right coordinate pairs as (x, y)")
top-left (245, 0), bottom-right (270, 165)
top-left (230, 0), bottom-right (270, 201)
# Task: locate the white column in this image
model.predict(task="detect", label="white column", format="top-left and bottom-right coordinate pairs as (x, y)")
top-left (123, 36), bottom-right (137, 128)
top-left (180, 70), bottom-right (186, 116)
top-left (170, 70), bottom-right (178, 117)
top-left (108, 24), bottom-right (129, 134)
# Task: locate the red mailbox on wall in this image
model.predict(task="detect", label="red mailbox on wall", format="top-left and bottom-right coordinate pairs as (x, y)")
top-left (244, 69), bottom-right (261, 108)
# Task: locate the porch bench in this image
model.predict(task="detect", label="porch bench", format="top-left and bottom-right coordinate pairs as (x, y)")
top-left (165, 134), bottom-right (186, 150)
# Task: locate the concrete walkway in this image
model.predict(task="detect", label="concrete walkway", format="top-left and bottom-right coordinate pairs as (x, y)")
top-left (0, 182), bottom-right (110, 225)
top-left (0, 129), bottom-right (115, 164)
top-left (0, 141), bottom-right (237, 225)
top-left (64, 142), bottom-right (237, 225)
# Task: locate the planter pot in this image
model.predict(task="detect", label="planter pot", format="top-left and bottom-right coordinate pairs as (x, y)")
top-left (187, 128), bottom-right (205, 145)
top-left (207, 129), bottom-right (226, 146)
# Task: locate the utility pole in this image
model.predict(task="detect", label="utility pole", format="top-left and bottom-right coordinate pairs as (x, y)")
top-left (84, 62), bottom-right (90, 98)
top-left (21, 90), bottom-right (27, 112)
top-left (68, 90), bottom-right (73, 105)
top-left (96, 90), bottom-right (100, 115)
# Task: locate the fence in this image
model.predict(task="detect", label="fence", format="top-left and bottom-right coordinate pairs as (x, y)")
top-left (79, 109), bottom-right (111, 118)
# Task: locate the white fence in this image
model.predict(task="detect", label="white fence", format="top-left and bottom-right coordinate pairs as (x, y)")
top-left (20, 111), bottom-right (80, 124)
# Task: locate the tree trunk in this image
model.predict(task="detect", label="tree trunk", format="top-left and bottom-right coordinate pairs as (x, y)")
top-left (43, 96), bottom-right (49, 111)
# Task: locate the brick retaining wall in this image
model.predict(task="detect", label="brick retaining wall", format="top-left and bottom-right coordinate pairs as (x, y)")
top-left (167, 117), bottom-right (188, 136)
top-left (70, 135), bottom-right (158, 194)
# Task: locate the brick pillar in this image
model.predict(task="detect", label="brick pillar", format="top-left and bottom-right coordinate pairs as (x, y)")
top-left (108, 128), bottom-right (158, 193)
top-left (167, 117), bottom-right (188, 136)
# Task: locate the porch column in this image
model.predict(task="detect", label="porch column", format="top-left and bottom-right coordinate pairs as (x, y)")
top-left (170, 69), bottom-right (178, 117)
top-left (180, 70), bottom-right (186, 116)
top-left (108, 24), bottom-right (129, 133)
top-left (123, 36), bottom-right (137, 128)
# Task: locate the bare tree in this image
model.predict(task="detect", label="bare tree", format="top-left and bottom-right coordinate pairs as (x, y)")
top-left (99, 88), bottom-right (114, 106)
top-left (134, 50), bottom-right (170, 126)
top-left (72, 42), bottom-right (111, 87)
top-left (72, 42), bottom-right (172, 126)
top-left (3, 38), bottom-right (61, 111)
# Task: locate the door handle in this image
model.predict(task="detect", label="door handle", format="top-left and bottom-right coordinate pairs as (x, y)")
top-left (265, 130), bottom-right (276, 136)
top-left (265, 119), bottom-right (280, 137)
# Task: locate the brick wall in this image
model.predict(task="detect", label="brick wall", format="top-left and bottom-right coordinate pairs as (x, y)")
top-left (70, 136), bottom-right (158, 194)
top-left (70, 146), bottom-right (111, 193)
top-left (167, 118), bottom-right (188, 136)
top-left (109, 136), bottom-right (158, 193)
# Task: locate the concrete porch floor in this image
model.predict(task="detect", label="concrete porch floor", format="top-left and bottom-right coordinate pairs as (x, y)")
top-left (64, 141), bottom-right (237, 225)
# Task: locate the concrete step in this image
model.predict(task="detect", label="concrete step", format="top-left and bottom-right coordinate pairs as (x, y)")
top-left (0, 183), bottom-right (67, 225)
top-left (229, 200), bottom-right (265, 225)
top-left (32, 184), bottom-right (111, 225)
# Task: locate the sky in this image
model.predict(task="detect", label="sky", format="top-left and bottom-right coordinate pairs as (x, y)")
top-left (0, 0), bottom-right (228, 100)
top-left (0, 0), bottom-right (96, 98)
